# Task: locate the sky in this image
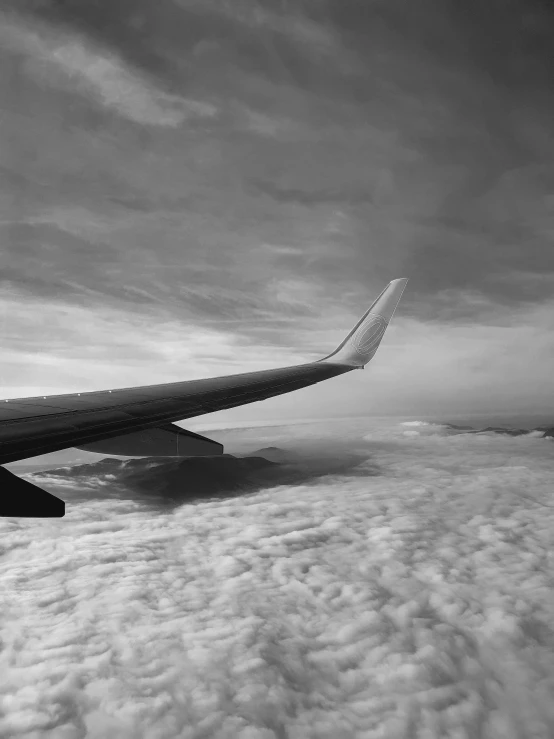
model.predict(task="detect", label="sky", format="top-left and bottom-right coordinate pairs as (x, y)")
top-left (2, 417), bottom-right (554, 737)
top-left (2, 0), bottom-right (554, 423)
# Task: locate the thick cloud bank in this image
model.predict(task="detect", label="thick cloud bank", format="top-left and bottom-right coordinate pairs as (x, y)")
top-left (1, 417), bottom-right (554, 738)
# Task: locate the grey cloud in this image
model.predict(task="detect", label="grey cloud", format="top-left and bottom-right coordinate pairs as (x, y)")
top-left (12, 0), bottom-right (343, 96)
top-left (6, 0), bottom-right (554, 315)
top-left (2, 221), bottom-right (116, 259)
top-left (0, 270), bottom-right (166, 312)
top-left (251, 178), bottom-right (373, 206)
top-left (1, 16), bottom-right (218, 128)
top-left (0, 220), bottom-right (137, 307)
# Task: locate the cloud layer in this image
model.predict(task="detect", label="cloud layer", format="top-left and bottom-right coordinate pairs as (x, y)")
top-left (1, 417), bottom-right (554, 737)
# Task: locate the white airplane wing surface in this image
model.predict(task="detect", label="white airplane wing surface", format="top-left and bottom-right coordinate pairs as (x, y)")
top-left (0, 278), bottom-right (408, 516)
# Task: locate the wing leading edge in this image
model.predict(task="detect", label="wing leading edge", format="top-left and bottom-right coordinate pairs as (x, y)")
top-left (0, 278), bottom-right (408, 515)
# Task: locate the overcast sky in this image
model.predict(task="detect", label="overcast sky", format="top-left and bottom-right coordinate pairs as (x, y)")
top-left (2, 0), bottom-right (554, 421)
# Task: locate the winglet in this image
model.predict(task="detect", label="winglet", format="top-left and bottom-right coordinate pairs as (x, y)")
top-left (319, 278), bottom-right (409, 368)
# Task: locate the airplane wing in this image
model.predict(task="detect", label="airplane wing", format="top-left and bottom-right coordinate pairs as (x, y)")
top-left (0, 278), bottom-right (408, 516)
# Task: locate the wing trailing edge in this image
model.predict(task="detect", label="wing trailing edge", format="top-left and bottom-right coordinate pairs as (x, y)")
top-left (74, 424), bottom-right (223, 457)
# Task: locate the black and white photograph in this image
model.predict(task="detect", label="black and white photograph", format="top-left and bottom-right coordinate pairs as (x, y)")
top-left (1, 1), bottom-right (554, 737)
